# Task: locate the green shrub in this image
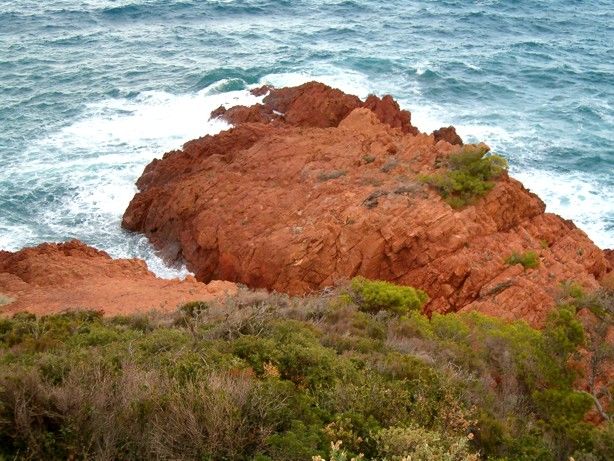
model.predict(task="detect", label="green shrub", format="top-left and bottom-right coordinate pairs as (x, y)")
top-left (431, 313), bottom-right (471, 342)
top-left (373, 425), bottom-right (478, 461)
top-left (422, 144), bottom-right (508, 208)
top-left (391, 310), bottom-right (434, 339)
top-left (533, 389), bottom-right (595, 459)
top-left (348, 277), bottom-right (429, 315)
top-left (232, 335), bottom-right (282, 375)
top-left (266, 421), bottom-right (326, 460)
top-left (542, 306), bottom-right (585, 365)
top-left (0, 281), bottom-right (610, 461)
top-left (137, 328), bottom-right (189, 355)
top-left (505, 250), bottom-right (540, 269)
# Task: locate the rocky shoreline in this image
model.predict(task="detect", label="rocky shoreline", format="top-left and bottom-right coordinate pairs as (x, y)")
top-left (0, 82), bottom-right (611, 326)
top-left (1, 82), bottom-right (612, 460)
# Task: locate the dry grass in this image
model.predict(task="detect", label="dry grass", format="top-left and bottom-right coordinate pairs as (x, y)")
top-left (175, 285), bottom-right (335, 340)
top-left (0, 361), bottom-right (286, 460)
top-left (0, 294), bottom-right (14, 306)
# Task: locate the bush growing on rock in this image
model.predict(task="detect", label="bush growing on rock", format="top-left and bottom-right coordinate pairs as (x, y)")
top-left (347, 277), bottom-right (429, 315)
top-left (505, 250), bottom-right (540, 269)
top-left (423, 144), bottom-right (508, 208)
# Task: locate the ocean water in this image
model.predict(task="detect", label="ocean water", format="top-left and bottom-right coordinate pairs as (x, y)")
top-left (1, 0), bottom-right (612, 277)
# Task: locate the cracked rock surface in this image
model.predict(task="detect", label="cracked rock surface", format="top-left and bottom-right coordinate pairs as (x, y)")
top-left (123, 82), bottom-right (610, 326)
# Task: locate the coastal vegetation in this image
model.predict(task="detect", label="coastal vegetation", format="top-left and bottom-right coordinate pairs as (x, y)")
top-left (0, 278), bottom-right (611, 460)
top-left (423, 144), bottom-right (508, 208)
top-left (505, 251), bottom-right (540, 269)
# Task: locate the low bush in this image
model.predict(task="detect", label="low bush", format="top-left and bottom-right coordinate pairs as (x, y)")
top-left (0, 279), bottom-right (610, 460)
top-left (422, 144), bottom-right (508, 208)
top-left (347, 276), bottom-right (429, 315)
top-left (373, 425), bottom-right (479, 461)
top-left (505, 250), bottom-right (540, 269)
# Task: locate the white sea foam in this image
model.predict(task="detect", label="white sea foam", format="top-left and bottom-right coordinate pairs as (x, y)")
top-left (414, 60), bottom-right (434, 76)
top-left (454, 123), bottom-right (517, 149)
top-left (1, 83), bottom-right (263, 278)
top-left (405, 102), bottom-right (519, 149)
top-left (39, 85), bottom-right (259, 154)
top-left (399, 100), bottom-right (612, 248)
top-left (512, 168), bottom-right (613, 248)
top-left (405, 103), bottom-right (447, 134)
top-left (0, 223), bottom-right (37, 252)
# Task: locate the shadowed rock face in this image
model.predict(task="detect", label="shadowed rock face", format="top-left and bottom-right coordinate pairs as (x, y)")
top-left (432, 126), bottom-right (463, 146)
top-left (0, 241), bottom-right (236, 316)
top-left (122, 82), bottom-right (610, 326)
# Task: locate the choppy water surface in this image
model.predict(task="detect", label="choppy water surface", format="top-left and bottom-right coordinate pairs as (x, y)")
top-left (1, 0), bottom-right (612, 276)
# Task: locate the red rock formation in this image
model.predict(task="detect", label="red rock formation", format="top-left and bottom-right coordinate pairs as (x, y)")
top-left (211, 81), bottom-right (425, 136)
top-left (363, 94), bottom-right (418, 135)
top-left (432, 126), bottom-right (463, 145)
top-left (0, 240), bottom-right (236, 316)
top-left (124, 83), bottom-right (610, 326)
top-left (211, 81), bottom-right (362, 128)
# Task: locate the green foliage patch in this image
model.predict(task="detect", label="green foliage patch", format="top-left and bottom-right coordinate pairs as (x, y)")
top-left (347, 276), bottom-right (429, 315)
top-left (423, 144), bottom-right (508, 208)
top-left (505, 250), bottom-right (540, 269)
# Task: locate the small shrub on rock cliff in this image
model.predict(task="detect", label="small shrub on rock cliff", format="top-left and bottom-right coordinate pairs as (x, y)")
top-left (532, 389), bottom-right (596, 459)
top-left (505, 250), bottom-right (540, 269)
top-left (318, 170), bottom-right (347, 182)
top-left (347, 276), bottom-right (429, 315)
top-left (423, 144), bottom-right (508, 208)
top-left (543, 306), bottom-right (585, 362)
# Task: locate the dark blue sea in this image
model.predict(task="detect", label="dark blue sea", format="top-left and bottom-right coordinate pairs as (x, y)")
top-left (1, 0), bottom-right (612, 276)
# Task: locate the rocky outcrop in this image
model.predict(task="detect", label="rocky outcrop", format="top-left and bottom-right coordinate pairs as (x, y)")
top-left (210, 81), bottom-right (420, 134)
top-left (432, 126), bottom-right (463, 145)
top-left (362, 94), bottom-right (418, 135)
top-left (123, 82), bottom-right (609, 326)
top-left (211, 81), bottom-right (362, 128)
top-left (0, 241), bottom-right (236, 316)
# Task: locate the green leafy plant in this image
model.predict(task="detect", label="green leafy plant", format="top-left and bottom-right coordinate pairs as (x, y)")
top-left (347, 277), bottom-right (429, 315)
top-left (505, 250), bottom-right (540, 269)
top-left (422, 144), bottom-right (508, 208)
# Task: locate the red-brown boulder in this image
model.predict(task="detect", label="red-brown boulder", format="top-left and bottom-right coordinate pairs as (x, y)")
top-left (212, 81), bottom-right (362, 128)
top-left (363, 94), bottom-right (418, 135)
top-left (212, 82), bottom-right (421, 136)
top-left (0, 241), bottom-right (236, 316)
top-left (432, 126), bottom-right (463, 145)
